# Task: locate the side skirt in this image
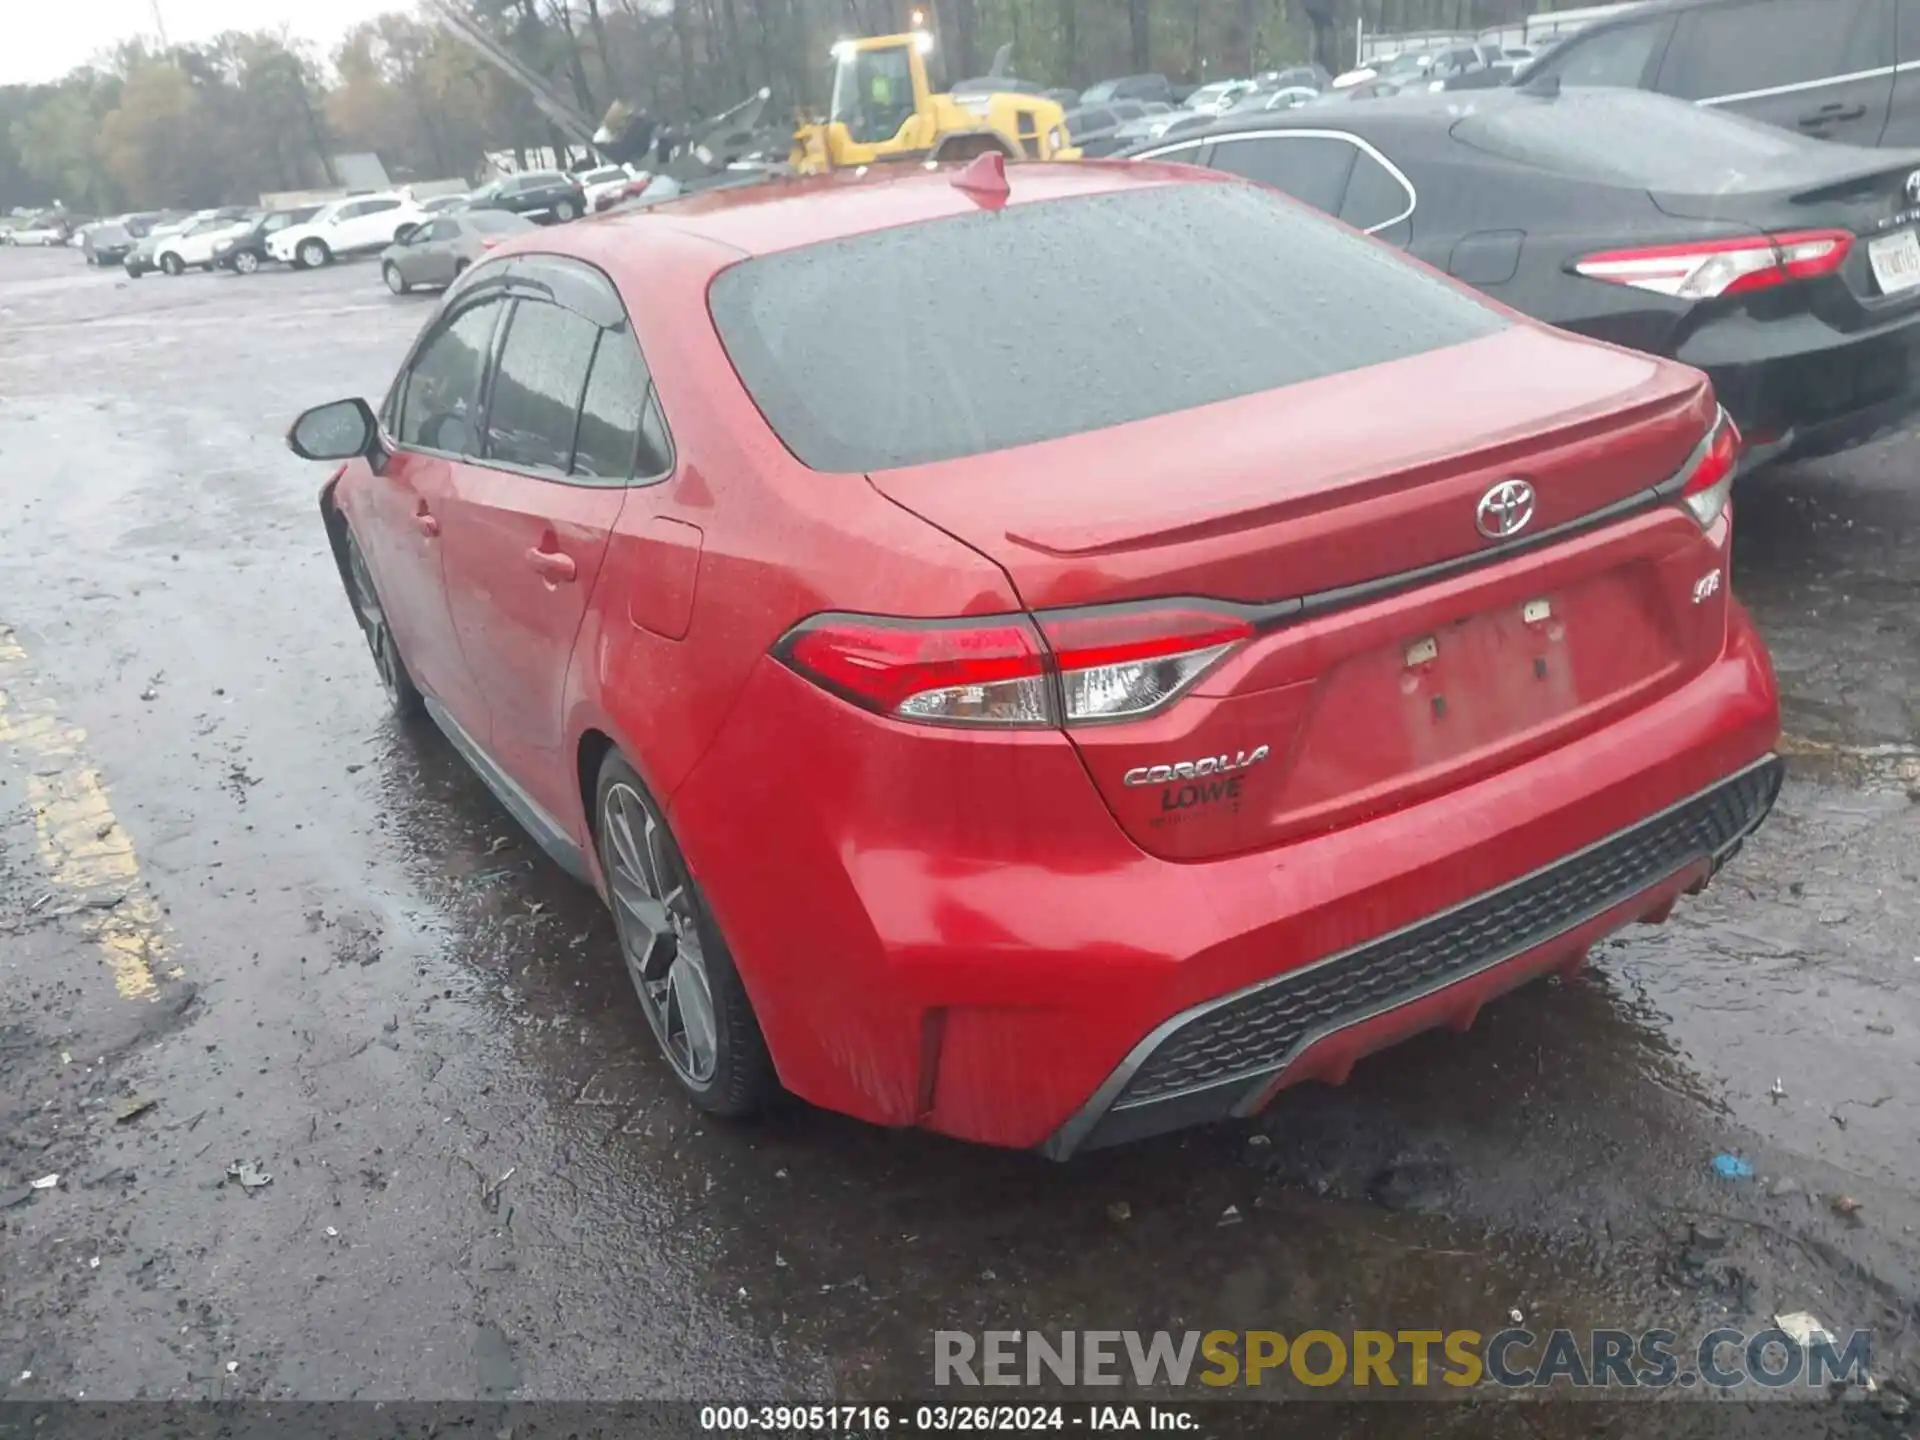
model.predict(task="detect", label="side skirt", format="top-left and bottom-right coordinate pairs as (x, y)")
top-left (424, 696), bottom-right (592, 885)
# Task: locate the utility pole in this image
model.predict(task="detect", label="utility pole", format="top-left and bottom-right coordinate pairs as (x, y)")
top-left (149, 0), bottom-right (171, 49)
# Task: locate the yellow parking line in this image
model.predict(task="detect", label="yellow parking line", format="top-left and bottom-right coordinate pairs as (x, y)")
top-left (0, 629), bottom-right (174, 999)
top-left (1778, 732), bottom-right (1920, 788)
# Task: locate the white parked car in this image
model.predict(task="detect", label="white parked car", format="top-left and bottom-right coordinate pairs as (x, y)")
top-left (6, 221), bottom-right (70, 246)
top-left (1226, 85), bottom-right (1321, 115)
top-left (152, 213), bottom-right (259, 275)
top-left (1183, 79), bottom-right (1259, 114)
top-left (576, 165), bottom-right (634, 212)
top-left (266, 193), bottom-right (431, 269)
top-left (1333, 49), bottom-right (1440, 89)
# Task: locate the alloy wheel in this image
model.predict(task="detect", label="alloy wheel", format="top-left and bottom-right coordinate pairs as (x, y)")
top-left (603, 782), bottom-right (718, 1087)
top-left (234, 251), bottom-right (259, 274)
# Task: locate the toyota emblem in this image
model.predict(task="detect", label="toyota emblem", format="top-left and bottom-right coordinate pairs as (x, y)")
top-left (1907, 170), bottom-right (1920, 206)
top-left (1476, 479), bottom-right (1535, 540)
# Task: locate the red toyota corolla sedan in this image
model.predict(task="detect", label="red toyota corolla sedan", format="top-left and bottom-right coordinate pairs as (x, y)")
top-left (287, 156), bottom-right (1782, 1156)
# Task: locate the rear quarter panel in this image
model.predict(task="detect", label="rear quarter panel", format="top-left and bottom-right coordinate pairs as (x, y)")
top-left (558, 223), bottom-right (1026, 835)
top-left (1378, 142), bottom-right (1707, 354)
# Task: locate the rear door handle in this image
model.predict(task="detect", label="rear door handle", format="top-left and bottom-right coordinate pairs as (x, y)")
top-left (1799, 103), bottom-right (1867, 126)
top-left (526, 547), bottom-right (577, 584)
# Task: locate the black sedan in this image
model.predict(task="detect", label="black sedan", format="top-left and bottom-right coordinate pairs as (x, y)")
top-left (214, 205), bottom-right (322, 274)
top-left (464, 170), bottom-right (588, 224)
top-left (1126, 86), bottom-right (1920, 464)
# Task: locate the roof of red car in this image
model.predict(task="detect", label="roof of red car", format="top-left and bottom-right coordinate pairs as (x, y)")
top-left (587, 159), bottom-right (1205, 257)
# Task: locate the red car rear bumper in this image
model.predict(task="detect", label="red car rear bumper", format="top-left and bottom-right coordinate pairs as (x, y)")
top-left (669, 603), bottom-right (1781, 1153)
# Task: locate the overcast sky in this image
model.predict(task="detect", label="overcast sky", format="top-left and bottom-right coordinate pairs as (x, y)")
top-left (1, 0), bottom-right (402, 86)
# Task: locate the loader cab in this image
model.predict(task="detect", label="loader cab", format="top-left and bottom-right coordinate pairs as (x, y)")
top-left (828, 33), bottom-right (935, 145)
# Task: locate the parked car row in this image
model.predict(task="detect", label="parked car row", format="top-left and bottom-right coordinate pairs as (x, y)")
top-left (8, 163), bottom-right (636, 285)
top-left (1333, 41), bottom-right (1530, 93)
top-left (1066, 65), bottom-right (1349, 152)
top-left (122, 207), bottom-right (254, 276)
top-left (81, 211), bottom-right (178, 266)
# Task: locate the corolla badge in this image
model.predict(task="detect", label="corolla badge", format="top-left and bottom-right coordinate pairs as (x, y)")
top-left (1123, 746), bottom-right (1270, 788)
top-left (1476, 479), bottom-right (1535, 540)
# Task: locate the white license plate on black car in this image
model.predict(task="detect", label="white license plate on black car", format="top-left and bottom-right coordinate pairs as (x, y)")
top-left (1868, 229), bottom-right (1920, 295)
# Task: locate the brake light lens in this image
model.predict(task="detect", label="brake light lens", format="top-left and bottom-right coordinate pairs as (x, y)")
top-left (1679, 408), bottom-right (1741, 529)
top-left (781, 617), bottom-right (1051, 726)
top-left (777, 604), bottom-right (1254, 728)
top-left (1574, 229), bottom-right (1851, 299)
top-left (1038, 606), bottom-right (1254, 723)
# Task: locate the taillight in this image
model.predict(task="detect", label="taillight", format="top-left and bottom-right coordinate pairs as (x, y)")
top-left (1038, 605), bottom-right (1253, 723)
top-left (1678, 409), bottom-right (1741, 529)
top-left (776, 603), bottom-right (1254, 728)
top-left (1573, 229), bottom-right (1851, 299)
top-left (780, 616), bottom-right (1051, 726)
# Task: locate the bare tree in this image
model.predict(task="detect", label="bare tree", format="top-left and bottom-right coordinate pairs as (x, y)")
top-left (583, 0), bottom-right (624, 96)
top-left (1128, 0), bottom-right (1150, 72)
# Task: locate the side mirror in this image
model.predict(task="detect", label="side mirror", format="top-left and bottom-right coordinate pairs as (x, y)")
top-left (287, 397), bottom-right (380, 462)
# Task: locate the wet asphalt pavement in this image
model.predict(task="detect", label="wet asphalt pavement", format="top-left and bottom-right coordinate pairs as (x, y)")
top-left (0, 244), bottom-right (1917, 1429)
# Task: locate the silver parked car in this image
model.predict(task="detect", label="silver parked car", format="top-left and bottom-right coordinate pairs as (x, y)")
top-left (378, 209), bottom-right (534, 294)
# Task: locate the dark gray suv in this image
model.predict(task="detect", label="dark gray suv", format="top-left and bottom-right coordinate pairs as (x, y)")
top-left (1518, 0), bottom-right (1920, 148)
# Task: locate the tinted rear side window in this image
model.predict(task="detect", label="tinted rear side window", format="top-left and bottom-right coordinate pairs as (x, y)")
top-left (573, 327), bottom-right (662, 481)
top-left (1658, 0), bottom-right (1886, 100)
top-left (469, 211), bottom-right (534, 234)
top-left (1208, 136), bottom-right (1356, 213)
top-left (1340, 152), bottom-right (1413, 231)
top-left (708, 183), bottom-right (1504, 472)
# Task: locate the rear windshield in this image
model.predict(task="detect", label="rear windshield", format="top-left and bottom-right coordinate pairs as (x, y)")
top-left (1451, 92), bottom-right (1837, 192)
top-left (707, 182), bottom-right (1506, 471)
top-left (467, 210), bottom-right (533, 233)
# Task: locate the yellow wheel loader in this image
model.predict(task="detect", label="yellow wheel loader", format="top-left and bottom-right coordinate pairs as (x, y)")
top-left (792, 30), bottom-right (1081, 173)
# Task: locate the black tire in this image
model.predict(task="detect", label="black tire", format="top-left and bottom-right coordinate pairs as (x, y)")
top-left (297, 238), bottom-right (330, 269)
top-left (233, 250), bottom-right (260, 275)
top-left (552, 198), bottom-right (578, 222)
top-left (159, 252), bottom-right (184, 276)
top-left (383, 262), bottom-right (410, 295)
top-left (594, 751), bottom-right (775, 1117)
top-left (339, 527), bottom-right (424, 718)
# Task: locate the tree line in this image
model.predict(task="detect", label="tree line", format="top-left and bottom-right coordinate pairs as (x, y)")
top-left (1, 0), bottom-right (1569, 215)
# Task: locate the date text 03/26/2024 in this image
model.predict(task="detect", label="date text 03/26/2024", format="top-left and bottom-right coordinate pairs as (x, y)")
top-left (700, 1405), bottom-right (1194, 1432)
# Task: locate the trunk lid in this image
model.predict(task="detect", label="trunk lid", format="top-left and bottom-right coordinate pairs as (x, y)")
top-left (1651, 146), bottom-right (1920, 235)
top-left (870, 325), bottom-right (1726, 860)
